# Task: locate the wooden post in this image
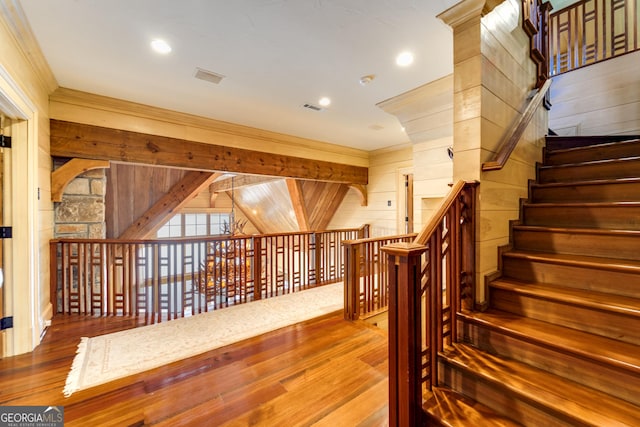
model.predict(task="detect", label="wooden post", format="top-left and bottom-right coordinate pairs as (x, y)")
top-left (342, 241), bottom-right (361, 320)
top-left (252, 236), bottom-right (262, 300)
top-left (383, 242), bottom-right (427, 427)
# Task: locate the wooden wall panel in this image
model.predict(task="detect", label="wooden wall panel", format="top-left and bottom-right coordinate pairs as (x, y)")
top-left (549, 50), bottom-right (640, 136)
top-left (105, 164), bottom-right (189, 238)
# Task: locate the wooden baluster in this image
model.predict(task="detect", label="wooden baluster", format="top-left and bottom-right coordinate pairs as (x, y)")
top-left (342, 241), bottom-right (360, 320)
top-left (383, 242), bottom-right (427, 427)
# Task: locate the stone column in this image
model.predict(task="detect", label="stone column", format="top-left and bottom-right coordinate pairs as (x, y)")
top-left (53, 161), bottom-right (106, 239)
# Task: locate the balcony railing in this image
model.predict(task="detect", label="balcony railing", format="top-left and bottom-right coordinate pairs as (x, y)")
top-left (549, 0), bottom-right (639, 75)
top-left (50, 226), bottom-right (368, 321)
top-left (343, 233), bottom-right (417, 321)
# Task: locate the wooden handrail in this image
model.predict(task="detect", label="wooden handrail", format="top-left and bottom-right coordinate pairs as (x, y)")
top-left (413, 180), bottom-right (466, 244)
top-left (481, 78), bottom-right (552, 171)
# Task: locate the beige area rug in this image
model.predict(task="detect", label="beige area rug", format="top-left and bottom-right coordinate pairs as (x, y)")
top-left (63, 283), bottom-right (344, 397)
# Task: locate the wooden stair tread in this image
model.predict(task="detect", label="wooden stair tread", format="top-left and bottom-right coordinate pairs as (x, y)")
top-left (531, 176), bottom-right (640, 189)
top-left (442, 343), bottom-right (640, 426)
top-left (490, 278), bottom-right (640, 317)
top-left (546, 138), bottom-right (640, 155)
top-left (502, 250), bottom-right (640, 274)
top-left (513, 224), bottom-right (640, 237)
top-left (423, 387), bottom-right (522, 427)
top-left (523, 201), bottom-right (640, 208)
top-left (545, 135), bottom-right (640, 151)
top-left (539, 155), bottom-right (640, 168)
top-left (458, 309), bottom-right (640, 375)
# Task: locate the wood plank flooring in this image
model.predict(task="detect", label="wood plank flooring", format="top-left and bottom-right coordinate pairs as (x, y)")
top-left (0, 312), bottom-right (389, 426)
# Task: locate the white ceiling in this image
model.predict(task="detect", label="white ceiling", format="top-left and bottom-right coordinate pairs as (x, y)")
top-left (19, 0), bottom-right (460, 151)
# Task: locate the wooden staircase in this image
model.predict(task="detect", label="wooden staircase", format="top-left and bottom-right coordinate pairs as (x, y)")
top-left (424, 136), bottom-right (640, 426)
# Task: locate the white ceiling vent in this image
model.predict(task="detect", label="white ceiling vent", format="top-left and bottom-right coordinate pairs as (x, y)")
top-left (303, 103), bottom-right (323, 111)
top-left (194, 67), bottom-right (225, 84)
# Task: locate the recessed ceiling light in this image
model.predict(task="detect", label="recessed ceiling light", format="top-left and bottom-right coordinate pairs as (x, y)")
top-left (151, 39), bottom-right (172, 54)
top-left (318, 97), bottom-right (331, 107)
top-left (396, 51), bottom-right (414, 67)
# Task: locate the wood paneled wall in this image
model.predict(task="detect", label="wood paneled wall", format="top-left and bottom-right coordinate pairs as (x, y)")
top-left (329, 145), bottom-right (413, 237)
top-left (440, 0), bottom-right (548, 304)
top-left (105, 164), bottom-right (189, 238)
top-left (549, 50), bottom-right (640, 136)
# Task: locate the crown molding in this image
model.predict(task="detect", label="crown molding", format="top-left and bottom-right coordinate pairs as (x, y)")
top-left (0, 0), bottom-right (58, 94)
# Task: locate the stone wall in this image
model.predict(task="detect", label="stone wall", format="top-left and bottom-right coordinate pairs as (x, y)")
top-left (53, 161), bottom-right (106, 239)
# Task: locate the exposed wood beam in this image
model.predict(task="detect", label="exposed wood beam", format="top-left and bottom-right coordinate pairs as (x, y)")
top-left (286, 178), bottom-right (310, 231)
top-left (209, 175), bottom-right (279, 193)
top-left (51, 158), bottom-right (110, 202)
top-left (118, 171), bottom-right (220, 239)
top-left (313, 184), bottom-right (349, 231)
top-left (50, 120), bottom-right (368, 185)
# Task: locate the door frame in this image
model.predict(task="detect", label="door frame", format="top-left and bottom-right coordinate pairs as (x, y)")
top-left (0, 64), bottom-right (41, 357)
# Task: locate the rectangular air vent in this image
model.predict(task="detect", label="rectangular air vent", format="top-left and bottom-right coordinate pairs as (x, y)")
top-left (303, 103), bottom-right (323, 111)
top-left (194, 67), bottom-right (225, 84)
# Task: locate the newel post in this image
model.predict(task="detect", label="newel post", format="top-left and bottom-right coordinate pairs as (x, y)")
top-left (382, 242), bottom-right (428, 427)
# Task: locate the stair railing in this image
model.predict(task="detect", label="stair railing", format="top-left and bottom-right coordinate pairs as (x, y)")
top-left (549, 0), bottom-right (640, 76)
top-left (383, 180), bottom-right (478, 427)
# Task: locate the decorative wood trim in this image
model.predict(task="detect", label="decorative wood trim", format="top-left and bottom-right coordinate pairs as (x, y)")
top-left (118, 171), bottom-right (220, 239)
top-left (51, 158), bottom-right (110, 202)
top-left (286, 178), bottom-right (310, 231)
top-left (481, 78), bottom-right (552, 171)
top-left (349, 184), bottom-right (368, 207)
top-left (50, 120), bottom-right (368, 185)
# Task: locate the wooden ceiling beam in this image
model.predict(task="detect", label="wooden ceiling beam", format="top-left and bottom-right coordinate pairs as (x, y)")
top-left (118, 171), bottom-right (220, 239)
top-left (50, 120), bottom-right (368, 185)
top-left (286, 178), bottom-right (310, 231)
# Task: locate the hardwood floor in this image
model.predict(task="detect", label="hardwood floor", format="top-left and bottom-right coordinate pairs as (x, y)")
top-left (0, 312), bottom-right (389, 426)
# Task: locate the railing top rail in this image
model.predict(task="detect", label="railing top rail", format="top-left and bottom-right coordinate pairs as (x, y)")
top-left (343, 233), bottom-right (417, 246)
top-left (413, 180), bottom-right (475, 245)
top-left (51, 226), bottom-right (366, 245)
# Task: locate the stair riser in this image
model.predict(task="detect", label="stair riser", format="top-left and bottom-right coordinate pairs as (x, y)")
top-left (489, 288), bottom-right (640, 345)
top-left (523, 205), bottom-right (640, 230)
top-left (438, 362), bottom-right (578, 427)
top-left (538, 160), bottom-right (640, 183)
top-left (512, 229), bottom-right (640, 260)
top-left (545, 140), bottom-right (640, 166)
top-left (502, 256), bottom-right (640, 299)
top-left (459, 320), bottom-right (640, 406)
top-left (531, 181), bottom-right (640, 203)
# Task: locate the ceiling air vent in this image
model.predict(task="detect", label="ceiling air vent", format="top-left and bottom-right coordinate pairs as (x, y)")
top-left (303, 103), bottom-right (323, 111)
top-left (194, 67), bottom-right (225, 84)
